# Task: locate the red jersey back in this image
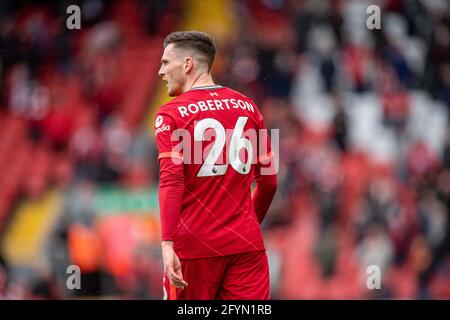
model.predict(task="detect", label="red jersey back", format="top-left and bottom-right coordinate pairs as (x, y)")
top-left (154, 85), bottom-right (271, 259)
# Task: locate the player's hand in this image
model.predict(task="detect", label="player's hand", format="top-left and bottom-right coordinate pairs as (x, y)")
top-left (162, 241), bottom-right (188, 289)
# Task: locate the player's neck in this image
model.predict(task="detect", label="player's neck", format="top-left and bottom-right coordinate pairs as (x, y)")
top-left (185, 72), bottom-right (215, 92)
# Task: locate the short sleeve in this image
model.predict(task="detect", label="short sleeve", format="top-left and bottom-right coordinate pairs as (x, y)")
top-left (154, 112), bottom-right (183, 162)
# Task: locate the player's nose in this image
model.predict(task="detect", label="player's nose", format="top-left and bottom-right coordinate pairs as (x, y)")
top-left (158, 66), bottom-right (165, 77)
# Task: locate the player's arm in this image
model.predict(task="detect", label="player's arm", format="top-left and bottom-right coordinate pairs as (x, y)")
top-left (252, 116), bottom-right (278, 224)
top-left (154, 113), bottom-right (188, 289)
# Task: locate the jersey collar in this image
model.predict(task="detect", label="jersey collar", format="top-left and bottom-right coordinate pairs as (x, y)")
top-left (188, 84), bottom-right (223, 91)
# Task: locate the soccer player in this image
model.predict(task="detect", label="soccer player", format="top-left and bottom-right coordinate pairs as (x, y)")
top-left (154, 31), bottom-right (278, 300)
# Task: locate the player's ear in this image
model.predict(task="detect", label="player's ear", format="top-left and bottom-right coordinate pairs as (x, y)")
top-left (183, 57), bottom-right (193, 74)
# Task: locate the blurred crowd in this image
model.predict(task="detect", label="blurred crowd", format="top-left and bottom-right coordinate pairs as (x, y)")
top-left (0, 0), bottom-right (449, 299)
top-left (0, 0), bottom-right (178, 299)
top-left (215, 0), bottom-right (449, 299)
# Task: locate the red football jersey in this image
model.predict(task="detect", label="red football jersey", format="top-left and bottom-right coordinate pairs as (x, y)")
top-left (154, 85), bottom-right (272, 259)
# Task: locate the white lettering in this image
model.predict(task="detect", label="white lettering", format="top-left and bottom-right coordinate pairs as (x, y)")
top-left (206, 100), bottom-right (215, 111)
top-left (155, 125), bottom-right (171, 135)
top-left (188, 103), bottom-right (199, 114)
top-left (198, 101), bottom-right (208, 111)
top-left (66, 265), bottom-right (81, 290)
top-left (178, 304), bottom-right (211, 317)
top-left (66, 5), bottom-right (81, 30)
top-left (214, 99), bottom-right (224, 110)
top-left (178, 106), bottom-right (188, 117)
top-left (366, 265), bottom-right (382, 289)
top-left (245, 101), bottom-right (254, 113)
top-left (175, 99), bottom-right (255, 117)
top-left (223, 99), bottom-right (231, 109)
top-left (366, 5), bottom-right (381, 30)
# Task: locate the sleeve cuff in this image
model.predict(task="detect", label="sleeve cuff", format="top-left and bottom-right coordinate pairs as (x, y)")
top-left (158, 152), bottom-right (184, 161)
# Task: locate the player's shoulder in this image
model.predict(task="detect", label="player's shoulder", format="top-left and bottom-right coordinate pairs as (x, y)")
top-left (159, 97), bottom-right (184, 111)
top-left (157, 96), bottom-right (191, 118)
top-left (223, 86), bottom-right (254, 102)
top-left (154, 98), bottom-right (186, 132)
top-left (224, 86), bottom-right (264, 118)
top-left (223, 86), bottom-right (262, 112)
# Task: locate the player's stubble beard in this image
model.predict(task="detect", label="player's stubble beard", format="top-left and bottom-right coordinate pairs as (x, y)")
top-left (167, 69), bottom-right (186, 97)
